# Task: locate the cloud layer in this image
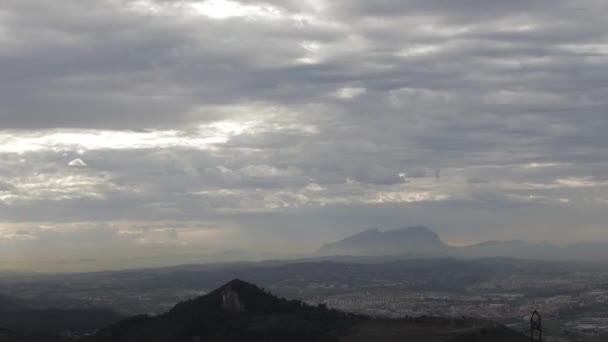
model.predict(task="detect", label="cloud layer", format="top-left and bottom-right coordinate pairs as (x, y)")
top-left (1, 0), bottom-right (608, 269)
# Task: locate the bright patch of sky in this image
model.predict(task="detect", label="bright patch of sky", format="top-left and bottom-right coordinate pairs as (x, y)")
top-left (0, 120), bottom-right (258, 153)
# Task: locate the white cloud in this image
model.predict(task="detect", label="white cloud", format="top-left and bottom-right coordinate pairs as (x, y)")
top-left (68, 158), bottom-right (87, 167)
top-left (368, 191), bottom-right (450, 204)
top-left (334, 87), bottom-right (366, 99)
top-left (189, 0), bottom-right (283, 20)
top-left (555, 177), bottom-right (608, 188)
top-left (0, 120), bottom-right (261, 153)
top-left (522, 162), bottom-right (560, 169)
top-left (397, 44), bottom-right (442, 57)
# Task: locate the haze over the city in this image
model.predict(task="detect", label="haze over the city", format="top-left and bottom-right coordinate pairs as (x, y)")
top-left (1, 0), bottom-right (608, 271)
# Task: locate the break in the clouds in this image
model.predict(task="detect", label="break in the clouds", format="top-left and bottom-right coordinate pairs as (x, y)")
top-left (1, 0), bottom-right (608, 270)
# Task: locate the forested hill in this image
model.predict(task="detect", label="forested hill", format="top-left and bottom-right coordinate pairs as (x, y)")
top-left (83, 279), bottom-right (528, 342)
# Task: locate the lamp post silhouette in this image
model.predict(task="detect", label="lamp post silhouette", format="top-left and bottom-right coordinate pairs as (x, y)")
top-left (531, 310), bottom-right (542, 342)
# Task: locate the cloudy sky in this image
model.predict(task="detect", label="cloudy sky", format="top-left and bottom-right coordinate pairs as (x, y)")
top-left (1, 0), bottom-right (608, 270)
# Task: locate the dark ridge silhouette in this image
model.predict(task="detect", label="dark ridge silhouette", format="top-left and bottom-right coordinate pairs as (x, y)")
top-left (0, 280), bottom-right (529, 342)
top-left (0, 327), bottom-right (16, 338)
top-left (0, 331), bottom-right (70, 342)
top-left (0, 308), bottom-right (123, 335)
top-left (83, 279), bottom-right (358, 342)
top-left (0, 293), bottom-right (123, 341)
top-left (168, 278), bottom-right (311, 316)
top-left (82, 279), bottom-right (527, 342)
top-left (445, 325), bottom-right (528, 342)
top-left (0, 295), bottom-right (27, 312)
top-left (86, 278), bottom-right (360, 342)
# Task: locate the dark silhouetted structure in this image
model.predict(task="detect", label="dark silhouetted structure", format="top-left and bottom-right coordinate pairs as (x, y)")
top-left (531, 310), bottom-right (542, 342)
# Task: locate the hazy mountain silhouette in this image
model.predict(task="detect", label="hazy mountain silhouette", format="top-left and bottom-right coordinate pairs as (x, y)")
top-left (318, 226), bottom-right (448, 256)
top-left (317, 226), bottom-right (608, 261)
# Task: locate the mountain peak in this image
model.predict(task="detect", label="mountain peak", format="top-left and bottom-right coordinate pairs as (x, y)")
top-left (317, 226), bottom-right (447, 256)
top-left (94, 280), bottom-right (360, 341)
top-left (220, 278), bottom-right (256, 290)
top-left (390, 226), bottom-right (438, 237)
top-left (89, 280), bottom-right (527, 342)
top-left (401, 225), bottom-right (432, 233)
top-left (168, 278), bottom-right (284, 318)
top-left (219, 279), bottom-right (251, 313)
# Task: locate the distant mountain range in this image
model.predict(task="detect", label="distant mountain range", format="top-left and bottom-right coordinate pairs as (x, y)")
top-left (317, 226), bottom-right (608, 261)
top-left (9, 227), bottom-right (608, 274)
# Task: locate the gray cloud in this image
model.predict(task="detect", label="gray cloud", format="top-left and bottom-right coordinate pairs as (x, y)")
top-left (0, 182), bottom-right (15, 192)
top-left (1, 0), bottom-right (608, 269)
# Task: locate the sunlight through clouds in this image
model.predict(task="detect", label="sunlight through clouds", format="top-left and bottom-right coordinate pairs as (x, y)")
top-left (0, 120), bottom-right (259, 153)
top-left (127, 0), bottom-right (285, 20)
top-left (1, 0), bottom-right (608, 269)
top-left (189, 0), bottom-right (283, 20)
